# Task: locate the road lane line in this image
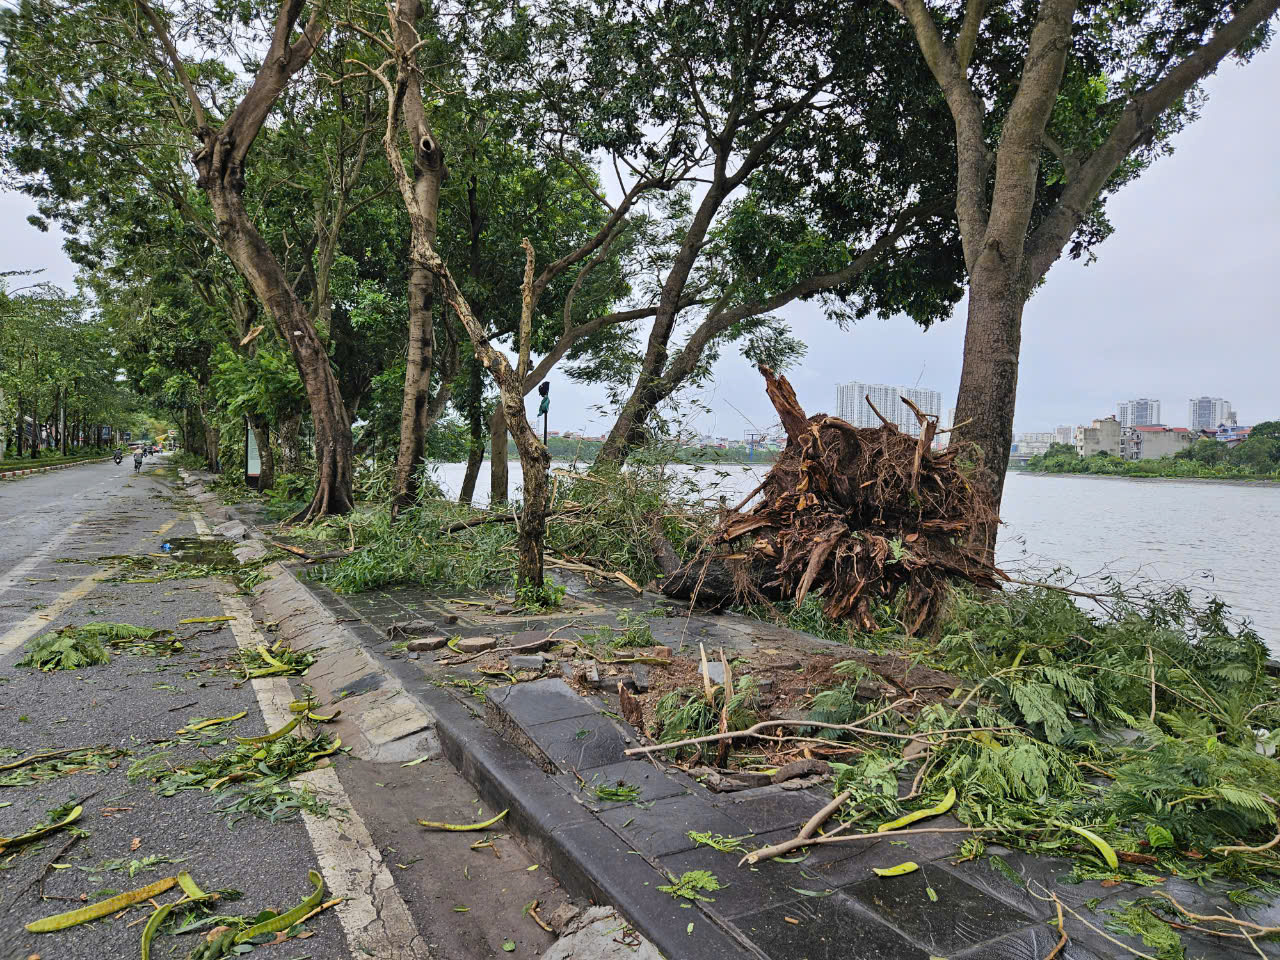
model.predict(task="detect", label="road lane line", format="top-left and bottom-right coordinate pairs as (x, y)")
top-left (218, 588), bottom-right (432, 960)
top-left (0, 517), bottom-right (179, 656)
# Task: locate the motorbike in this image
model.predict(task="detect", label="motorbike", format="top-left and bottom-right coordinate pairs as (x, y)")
top-left (113, 450), bottom-right (123, 465)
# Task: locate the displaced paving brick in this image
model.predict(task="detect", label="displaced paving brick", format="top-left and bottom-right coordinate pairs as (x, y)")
top-left (509, 654), bottom-right (547, 671)
top-left (456, 635), bottom-right (497, 653)
top-left (630, 663), bottom-right (651, 693)
top-left (213, 519), bottom-right (247, 540)
top-left (406, 636), bottom-right (449, 651)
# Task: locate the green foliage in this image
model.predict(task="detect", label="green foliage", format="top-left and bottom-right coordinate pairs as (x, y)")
top-left (658, 870), bottom-right (720, 902)
top-left (315, 464), bottom-right (712, 596)
top-left (130, 731), bottom-right (338, 824)
top-left (1105, 901), bottom-right (1185, 960)
top-left (1027, 430), bottom-right (1280, 479)
top-left (687, 830), bottom-right (752, 853)
top-left (653, 679), bottom-right (760, 752)
top-left (812, 584), bottom-right (1280, 907)
top-left (17, 625), bottom-right (113, 671)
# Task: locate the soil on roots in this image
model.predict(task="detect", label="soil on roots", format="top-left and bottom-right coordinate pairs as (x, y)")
top-left (664, 366), bottom-right (1004, 634)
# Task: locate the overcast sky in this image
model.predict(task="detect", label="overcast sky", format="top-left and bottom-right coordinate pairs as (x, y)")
top-left (3, 42), bottom-right (1276, 439)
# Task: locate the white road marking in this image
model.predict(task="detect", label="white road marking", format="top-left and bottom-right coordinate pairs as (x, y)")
top-left (0, 517), bottom-right (180, 655)
top-left (213, 534), bottom-right (431, 959)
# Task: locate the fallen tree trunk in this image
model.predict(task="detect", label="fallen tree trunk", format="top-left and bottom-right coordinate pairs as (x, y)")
top-left (663, 365), bottom-right (1003, 633)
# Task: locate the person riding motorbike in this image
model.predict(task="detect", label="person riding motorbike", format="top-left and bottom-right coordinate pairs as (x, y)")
top-left (113, 448), bottom-right (123, 465)
top-left (133, 448), bottom-right (143, 473)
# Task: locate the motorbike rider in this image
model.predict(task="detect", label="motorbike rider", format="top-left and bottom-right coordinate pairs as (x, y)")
top-left (133, 447), bottom-right (144, 472)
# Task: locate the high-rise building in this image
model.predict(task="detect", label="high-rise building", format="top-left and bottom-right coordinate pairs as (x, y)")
top-left (1117, 398), bottom-right (1161, 428)
top-left (1188, 397), bottom-right (1235, 432)
top-left (836, 381), bottom-right (942, 437)
top-left (1054, 425), bottom-right (1075, 447)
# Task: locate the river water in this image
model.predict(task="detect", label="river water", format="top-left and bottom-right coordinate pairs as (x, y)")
top-left (425, 461), bottom-right (1280, 648)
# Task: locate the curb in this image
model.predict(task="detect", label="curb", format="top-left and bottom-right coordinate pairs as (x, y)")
top-left (252, 577), bottom-right (756, 959)
top-left (173, 469), bottom-right (758, 958)
top-left (0, 455), bottom-right (115, 480)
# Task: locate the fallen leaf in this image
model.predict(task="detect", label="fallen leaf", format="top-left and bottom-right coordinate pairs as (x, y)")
top-left (1100, 880), bottom-right (1119, 888)
top-left (526, 864), bottom-right (538, 871)
top-left (206, 926), bottom-right (232, 942)
top-left (502, 941), bottom-right (516, 952)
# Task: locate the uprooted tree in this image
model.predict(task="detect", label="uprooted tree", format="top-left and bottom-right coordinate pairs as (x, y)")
top-left (661, 366), bottom-right (1004, 634)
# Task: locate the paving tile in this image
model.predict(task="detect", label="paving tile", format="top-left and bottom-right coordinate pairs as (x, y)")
top-left (567, 759), bottom-right (688, 809)
top-left (660, 845), bottom-right (823, 918)
top-left (487, 677), bottom-right (598, 727)
top-left (952, 921), bottom-right (1105, 960)
top-left (715, 788), bottom-right (828, 832)
top-left (600, 793), bottom-right (751, 858)
top-left (932, 850), bottom-right (1128, 921)
top-left (528, 713), bottom-right (632, 772)
top-left (841, 862), bottom-right (1035, 956)
top-left (732, 891), bottom-right (929, 960)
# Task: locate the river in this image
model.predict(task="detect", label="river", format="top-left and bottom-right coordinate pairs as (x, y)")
top-left (424, 461), bottom-right (1280, 648)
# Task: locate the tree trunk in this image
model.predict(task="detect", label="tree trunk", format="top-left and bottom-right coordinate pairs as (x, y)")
top-left (250, 416), bottom-right (275, 491)
top-left (204, 183), bottom-right (352, 519)
top-left (279, 413), bottom-right (302, 472)
top-left (392, 279), bottom-right (437, 512)
top-left (516, 444), bottom-right (551, 590)
top-left (489, 405), bottom-right (509, 506)
top-left (458, 363), bottom-right (485, 506)
top-left (596, 379), bottom-right (661, 466)
top-left (949, 267), bottom-right (1024, 554)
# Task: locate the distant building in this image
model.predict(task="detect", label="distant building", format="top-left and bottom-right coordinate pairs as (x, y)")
top-left (1207, 424), bottom-right (1252, 446)
top-left (1125, 425), bottom-right (1193, 460)
top-left (836, 381), bottom-right (942, 438)
top-left (1117, 398), bottom-right (1161, 429)
top-left (1054, 425), bottom-right (1075, 447)
top-left (1075, 417), bottom-right (1124, 457)
top-left (1188, 397), bottom-right (1235, 433)
top-left (1016, 432), bottom-right (1055, 457)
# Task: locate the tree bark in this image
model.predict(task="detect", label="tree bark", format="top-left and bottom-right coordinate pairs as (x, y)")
top-left (392, 277), bottom-right (438, 511)
top-left (949, 267), bottom-right (1023, 552)
top-left (489, 406), bottom-right (509, 506)
top-left (278, 413), bottom-right (303, 472)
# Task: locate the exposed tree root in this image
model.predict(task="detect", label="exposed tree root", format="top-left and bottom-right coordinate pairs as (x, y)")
top-left (662, 365), bottom-right (1004, 632)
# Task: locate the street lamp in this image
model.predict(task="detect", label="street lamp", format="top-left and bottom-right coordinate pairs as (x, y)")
top-left (537, 381), bottom-right (550, 446)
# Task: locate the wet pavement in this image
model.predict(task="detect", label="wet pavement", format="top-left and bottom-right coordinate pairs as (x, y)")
top-left (0, 458), bottom-right (574, 960)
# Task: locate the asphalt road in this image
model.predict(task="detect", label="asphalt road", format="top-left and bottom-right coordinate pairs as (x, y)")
top-left (0, 457), bottom-right (569, 960)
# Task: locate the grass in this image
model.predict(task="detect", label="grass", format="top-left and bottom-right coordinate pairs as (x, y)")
top-left (0, 448), bottom-right (114, 470)
top-left (312, 463), bottom-right (713, 596)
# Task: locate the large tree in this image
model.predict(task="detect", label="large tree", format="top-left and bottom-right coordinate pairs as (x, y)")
top-left (891, 0), bottom-right (1280, 524)
top-left (530, 0), bottom-right (965, 466)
